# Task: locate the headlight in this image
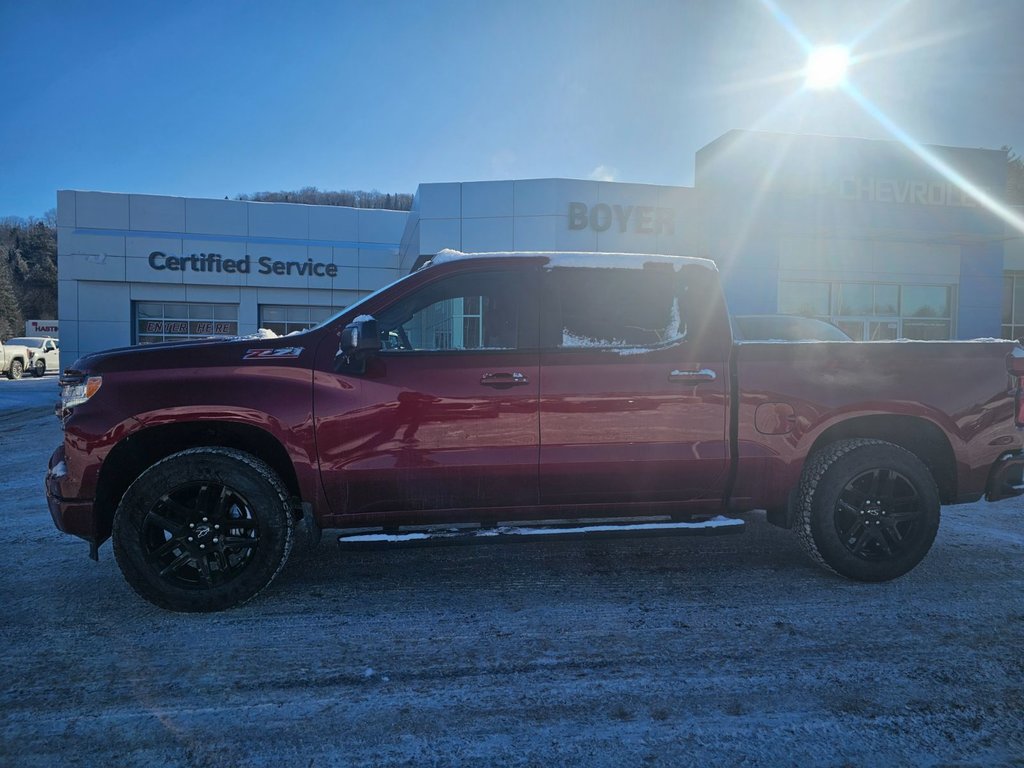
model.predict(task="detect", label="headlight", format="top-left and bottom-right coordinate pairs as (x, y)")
top-left (61, 376), bottom-right (103, 410)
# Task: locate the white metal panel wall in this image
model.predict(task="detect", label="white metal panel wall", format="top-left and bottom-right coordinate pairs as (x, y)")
top-left (57, 190), bottom-right (408, 364)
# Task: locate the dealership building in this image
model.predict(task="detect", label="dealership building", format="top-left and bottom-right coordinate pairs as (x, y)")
top-left (56, 129), bottom-right (1024, 364)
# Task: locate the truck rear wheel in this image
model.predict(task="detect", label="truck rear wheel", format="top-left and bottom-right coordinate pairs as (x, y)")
top-left (112, 447), bottom-right (293, 612)
top-left (796, 439), bottom-right (940, 582)
top-left (7, 359), bottom-right (23, 379)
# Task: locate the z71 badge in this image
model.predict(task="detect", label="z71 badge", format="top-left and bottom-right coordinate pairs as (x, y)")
top-left (243, 347), bottom-right (304, 360)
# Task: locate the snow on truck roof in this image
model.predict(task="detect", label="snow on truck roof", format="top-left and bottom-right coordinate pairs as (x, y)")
top-left (430, 249), bottom-right (718, 271)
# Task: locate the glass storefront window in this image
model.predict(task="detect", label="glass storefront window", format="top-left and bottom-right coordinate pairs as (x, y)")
top-left (834, 320), bottom-right (864, 340)
top-left (261, 306), bottom-right (286, 323)
top-left (902, 320), bottom-right (950, 340)
top-left (901, 285), bottom-right (950, 319)
top-left (779, 281), bottom-right (954, 340)
top-left (834, 284), bottom-right (900, 318)
top-left (259, 305), bottom-right (337, 337)
top-left (835, 283), bottom-right (873, 316)
top-left (1002, 272), bottom-right (1024, 340)
top-left (1014, 280), bottom-right (1024, 324)
top-left (874, 285), bottom-right (899, 316)
top-left (868, 321), bottom-right (900, 341)
top-left (779, 282), bottom-right (830, 317)
top-left (134, 302), bottom-right (238, 344)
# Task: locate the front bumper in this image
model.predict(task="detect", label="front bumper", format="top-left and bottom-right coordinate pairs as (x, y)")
top-left (45, 444), bottom-right (98, 552)
top-left (985, 451), bottom-right (1024, 502)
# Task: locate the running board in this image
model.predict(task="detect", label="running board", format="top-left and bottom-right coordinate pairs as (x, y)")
top-left (337, 516), bottom-right (744, 549)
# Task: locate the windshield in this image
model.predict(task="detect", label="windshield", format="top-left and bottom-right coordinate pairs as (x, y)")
top-left (310, 269), bottom-right (422, 331)
top-left (5, 337), bottom-right (44, 346)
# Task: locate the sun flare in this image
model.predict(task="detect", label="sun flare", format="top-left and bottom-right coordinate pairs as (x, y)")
top-left (804, 45), bottom-right (850, 89)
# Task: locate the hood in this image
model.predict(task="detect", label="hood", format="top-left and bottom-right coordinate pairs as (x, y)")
top-left (66, 331), bottom-right (322, 376)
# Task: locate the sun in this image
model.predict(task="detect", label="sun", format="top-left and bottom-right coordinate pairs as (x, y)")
top-left (804, 45), bottom-right (850, 89)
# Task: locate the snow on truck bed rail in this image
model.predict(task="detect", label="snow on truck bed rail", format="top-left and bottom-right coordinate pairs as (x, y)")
top-left (431, 249), bottom-right (717, 271)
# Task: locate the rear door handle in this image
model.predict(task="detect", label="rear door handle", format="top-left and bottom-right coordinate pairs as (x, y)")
top-left (669, 368), bottom-right (717, 383)
top-left (480, 371), bottom-right (529, 387)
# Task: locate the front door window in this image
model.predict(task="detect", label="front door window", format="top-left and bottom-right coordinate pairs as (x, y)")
top-left (376, 270), bottom-right (534, 351)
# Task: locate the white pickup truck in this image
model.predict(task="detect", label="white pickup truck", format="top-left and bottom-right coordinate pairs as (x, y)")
top-left (0, 339), bottom-right (32, 380)
top-left (5, 336), bottom-right (60, 377)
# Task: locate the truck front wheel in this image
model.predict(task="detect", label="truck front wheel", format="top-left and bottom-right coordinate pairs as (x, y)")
top-left (112, 447), bottom-right (294, 611)
top-left (796, 439), bottom-right (940, 582)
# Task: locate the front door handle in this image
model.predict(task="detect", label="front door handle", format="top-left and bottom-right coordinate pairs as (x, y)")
top-left (480, 371), bottom-right (529, 388)
top-left (669, 368), bottom-right (717, 383)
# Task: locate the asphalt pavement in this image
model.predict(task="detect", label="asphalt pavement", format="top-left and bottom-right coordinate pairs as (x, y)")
top-left (1, 382), bottom-right (1022, 767)
top-left (0, 373), bottom-right (59, 414)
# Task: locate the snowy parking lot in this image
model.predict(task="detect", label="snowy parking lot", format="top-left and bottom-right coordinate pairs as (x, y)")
top-left (1, 376), bottom-right (1023, 767)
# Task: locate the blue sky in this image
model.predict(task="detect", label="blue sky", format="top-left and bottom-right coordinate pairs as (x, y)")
top-left (1, 0), bottom-right (1022, 218)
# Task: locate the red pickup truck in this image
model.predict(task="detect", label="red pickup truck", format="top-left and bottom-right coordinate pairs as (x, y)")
top-left (46, 251), bottom-right (1024, 611)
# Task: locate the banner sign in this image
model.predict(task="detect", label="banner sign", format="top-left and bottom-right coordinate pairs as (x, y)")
top-left (26, 319), bottom-right (59, 335)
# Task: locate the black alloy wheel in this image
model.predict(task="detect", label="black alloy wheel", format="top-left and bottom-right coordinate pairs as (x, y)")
top-left (113, 447), bottom-right (293, 611)
top-left (796, 439), bottom-right (940, 582)
top-left (141, 482), bottom-right (261, 589)
top-left (834, 468), bottom-right (924, 561)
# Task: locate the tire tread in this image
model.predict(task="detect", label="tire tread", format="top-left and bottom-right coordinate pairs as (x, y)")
top-left (796, 438), bottom-right (915, 578)
top-left (112, 446), bottom-right (294, 612)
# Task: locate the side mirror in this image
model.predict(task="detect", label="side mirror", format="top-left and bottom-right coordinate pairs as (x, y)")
top-left (339, 317), bottom-right (381, 357)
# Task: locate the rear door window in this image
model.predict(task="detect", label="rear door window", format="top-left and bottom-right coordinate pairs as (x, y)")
top-left (541, 265), bottom-right (688, 350)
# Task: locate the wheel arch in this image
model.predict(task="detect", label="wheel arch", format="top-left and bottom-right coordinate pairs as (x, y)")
top-left (807, 414), bottom-right (956, 504)
top-left (794, 436), bottom-right (942, 581)
top-left (94, 420), bottom-right (303, 543)
top-left (767, 413), bottom-right (957, 530)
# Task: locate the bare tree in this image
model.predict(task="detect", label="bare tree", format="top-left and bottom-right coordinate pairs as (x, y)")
top-left (237, 187), bottom-right (413, 210)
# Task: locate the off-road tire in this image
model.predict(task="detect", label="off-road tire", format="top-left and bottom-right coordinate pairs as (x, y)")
top-left (796, 439), bottom-right (940, 582)
top-left (112, 447), bottom-right (293, 612)
top-left (6, 359), bottom-right (23, 380)
top-left (32, 360), bottom-right (45, 377)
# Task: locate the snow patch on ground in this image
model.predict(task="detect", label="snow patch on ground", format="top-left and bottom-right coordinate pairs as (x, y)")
top-left (4, 390), bottom-right (1023, 768)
